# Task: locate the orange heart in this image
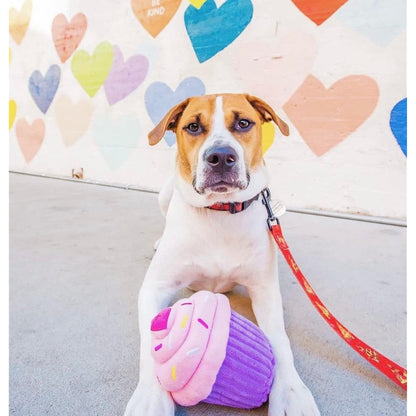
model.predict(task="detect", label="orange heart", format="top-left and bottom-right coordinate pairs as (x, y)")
top-left (9, 0), bottom-right (32, 44)
top-left (52, 13), bottom-right (88, 63)
top-left (15, 118), bottom-right (45, 163)
top-left (292, 0), bottom-right (348, 25)
top-left (283, 75), bottom-right (379, 156)
top-left (131, 0), bottom-right (182, 38)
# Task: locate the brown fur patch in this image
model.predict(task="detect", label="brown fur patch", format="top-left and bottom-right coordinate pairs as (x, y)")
top-left (149, 93), bottom-right (288, 185)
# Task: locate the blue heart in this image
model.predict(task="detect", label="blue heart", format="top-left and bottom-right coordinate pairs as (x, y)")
top-left (389, 98), bottom-right (407, 157)
top-left (93, 114), bottom-right (140, 169)
top-left (28, 65), bottom-right (61, 114)
top-left (144, 77), bottom-right (206, 146)
top-left (335, 0), bottom-right (405, 46)
top-left (185, 0), bottom-right (253, 63)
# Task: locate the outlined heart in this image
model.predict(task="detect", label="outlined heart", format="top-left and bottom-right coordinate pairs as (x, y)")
top-left (335, 0), bottom-right (405, 46)
top-left (131, 0), bottom-right (182, 38)
top-left (15, 118), bottom-right (45, 163)
top-left (144, 77), bottom-right (206, 146)
top-left (104, 45), bottom-right (149, 105)
top-left (54, 95), bottom-right (94, 147)
top-left (228, 32), bottom-right (317, 109)
top-left (93, 113), bottom-right (140, 169)
top-left (185, 0), bottom-right (253, 63)
top-left (9, 100), bottom-right (17, 130)
top-left (389, 98), bottom-right (406, 156)
top-left (52, 13), bottom-right (87, 63)
top-left (291, 0), bottom-right (348, 25)
top-left (9, 0), bottom-right (32, 44)
top-left (71, 41), bottom-right (114, 97)
top-left (29, 64), bottom-right (61, 114)
top-left (283, 75), bottom-right (379, 156)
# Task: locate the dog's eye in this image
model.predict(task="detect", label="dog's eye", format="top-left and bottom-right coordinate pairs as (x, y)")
top-left (185, 122), bottom-right (201, 135)
top-left (236, 119), bottom-right (253, 132)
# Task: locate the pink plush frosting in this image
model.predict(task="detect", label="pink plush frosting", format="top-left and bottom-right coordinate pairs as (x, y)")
top-left (150, 291), bottom-right (231, 406)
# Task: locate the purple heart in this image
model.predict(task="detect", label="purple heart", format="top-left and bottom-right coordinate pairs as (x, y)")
top-left (144, 77), bottom-right (206, 146)
top-left (104, 45), bottom-right (149, 105)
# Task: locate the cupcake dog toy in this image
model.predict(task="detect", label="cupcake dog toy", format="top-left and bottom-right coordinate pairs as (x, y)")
top-left (150, 290), bottom-right (275, 409)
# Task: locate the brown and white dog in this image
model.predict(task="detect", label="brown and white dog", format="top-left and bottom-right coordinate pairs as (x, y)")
top-left (124, 94), bottom-right (320, 416)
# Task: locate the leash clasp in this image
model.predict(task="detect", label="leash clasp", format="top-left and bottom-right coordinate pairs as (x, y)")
top-left (261, 188), bottom-right (279, 230)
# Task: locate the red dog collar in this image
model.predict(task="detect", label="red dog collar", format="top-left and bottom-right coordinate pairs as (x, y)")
top-left (207, 192), bottom-right (261, 214)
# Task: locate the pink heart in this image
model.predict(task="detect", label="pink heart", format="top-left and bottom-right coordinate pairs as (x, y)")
top-left (52, 13), bottom-right (87, 63)
top-left (15, 118), bottom-right (45, 163)
top-left (227, 33), bottom-right (317, 109)
top-left (104, 45), bottom-right (149, 105)
top-left (283, 75), bottom-right (379, 156)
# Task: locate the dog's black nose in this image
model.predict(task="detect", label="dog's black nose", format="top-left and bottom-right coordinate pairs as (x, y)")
top-left (204, 146), bottom-right (238, 171)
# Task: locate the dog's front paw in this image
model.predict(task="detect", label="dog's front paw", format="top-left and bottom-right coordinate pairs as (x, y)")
top-left (268, 374), bottom-right (320, 416)
top-left (124, 382), bottom-right (175, 416)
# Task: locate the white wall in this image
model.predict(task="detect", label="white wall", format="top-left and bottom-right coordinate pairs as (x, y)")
top-left (9, 0), bottom-right (406, 218)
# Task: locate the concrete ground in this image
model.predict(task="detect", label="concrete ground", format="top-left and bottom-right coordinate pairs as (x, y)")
top-left (9, 172), bottom-right (406, 416)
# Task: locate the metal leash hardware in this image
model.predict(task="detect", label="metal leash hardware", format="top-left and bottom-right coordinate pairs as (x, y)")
top-left (261, 188), bottom-right (279, 230)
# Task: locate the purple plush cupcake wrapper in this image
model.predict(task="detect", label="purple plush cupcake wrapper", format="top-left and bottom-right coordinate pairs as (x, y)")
top-left (202, 310), bottom-right (276, 409)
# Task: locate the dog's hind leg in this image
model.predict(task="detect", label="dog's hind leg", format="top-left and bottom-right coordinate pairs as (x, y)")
top-left (154, 175), bottom-right (174, 250)
top-left (158, 174), bottom-right (174, 217)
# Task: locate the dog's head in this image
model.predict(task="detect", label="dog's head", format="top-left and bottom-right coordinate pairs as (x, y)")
top-left (148, 94), bottom-right (289, 204)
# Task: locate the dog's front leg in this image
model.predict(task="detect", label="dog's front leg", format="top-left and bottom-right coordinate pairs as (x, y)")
top-left (124, 260), bottom-right (180, 416)
top-left (247, 266), bottom-right (321, 416)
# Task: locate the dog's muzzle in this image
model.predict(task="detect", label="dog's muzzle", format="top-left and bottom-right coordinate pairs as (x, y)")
top-left (194, 145), bottom-right (248, 194)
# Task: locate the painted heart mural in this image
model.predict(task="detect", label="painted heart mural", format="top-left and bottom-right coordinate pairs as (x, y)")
top-left (9, 0), bottom-right (32, 44)
top-left (145, 77), bottom-right (206, 146)
top-left (54, 95), bottom-right (94, 147)
top-left (335, 0), bottom-right (406, 46)
top-left (52, 13), bottom-right (88, 63)
top-left (283, 75), bottom-right (379, 156)
top-left (28, 65), bottom-right (61, 114)
top-left (185, 0), bottom-right (253, 63)
top-left (261, 123), bottom-right (275, 155)
top-left (9, 100), bottom-right (17, 130)
top-left (104, 45), bottom-right (149, 105)
top-left (15, 118), bottom-right (45, 163)
top-left (71, 41), bottom-right (114, 97)
top-left (291, 0), bottom-right (348, 25)
top-left (188, 0), bottom-right (207, 9)
top-left (390, 98), bottom-right (407, 156)
top-left (131, 0), bottom-right (182, 38)
top-left (93, 114), bottom-right (141, 169)
top-left (229, 32), bottom-right (317, 109)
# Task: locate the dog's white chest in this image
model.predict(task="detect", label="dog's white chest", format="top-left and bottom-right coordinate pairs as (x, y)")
top-left (159, 191), bottom-right (274, 291)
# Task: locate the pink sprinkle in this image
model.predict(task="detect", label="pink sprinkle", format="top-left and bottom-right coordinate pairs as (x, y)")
top-left (197, 318), bottom-right (209, 329)
top-left (181, 302), bottom-right (192, 306)
top-left (154, 344), bottom-right (162, 351)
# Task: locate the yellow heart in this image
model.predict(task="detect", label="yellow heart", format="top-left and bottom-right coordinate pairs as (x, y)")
top-left (261, 122), bottom-right (275, 154)
top-left (9, 0), bottom-right (32, 45)
top-left (71, 42), bottom-right (114, 98)
top-left (9, 100), bottom-right (17, 130)
top-left (188, 0), bottom-right (208, 9)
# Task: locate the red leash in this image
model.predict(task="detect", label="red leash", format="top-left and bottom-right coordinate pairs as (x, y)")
top-left (260, 189), bottom-right (407, 391)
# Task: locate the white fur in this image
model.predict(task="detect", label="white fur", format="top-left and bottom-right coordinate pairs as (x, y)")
top-left (124, 95), bottom-right (320, 416)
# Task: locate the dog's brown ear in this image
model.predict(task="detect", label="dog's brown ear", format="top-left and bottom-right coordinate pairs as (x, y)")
top-left (245, 94), bottom-right (289, 136)
top-left (148, 99), bottom-right (190, 146)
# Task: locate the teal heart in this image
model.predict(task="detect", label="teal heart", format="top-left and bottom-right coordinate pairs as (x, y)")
top-left (336, 0), bottom-right (405, 46)
top-left (184, 0), bottom-right (253, 63)
top-left (93, 114), bottom-right (140, 169)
